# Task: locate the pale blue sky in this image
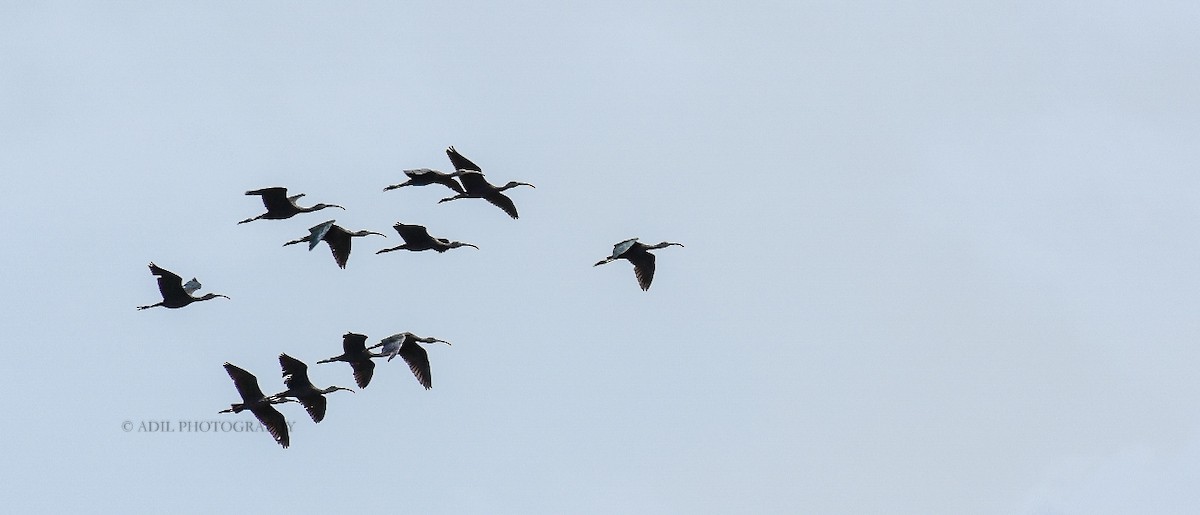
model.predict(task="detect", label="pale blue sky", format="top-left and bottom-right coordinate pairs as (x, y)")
top-left (3, 2), bottom-right (1200, 513)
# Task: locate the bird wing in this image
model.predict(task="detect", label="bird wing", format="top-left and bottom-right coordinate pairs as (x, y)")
top-left (307, 220), bottom-right (336, 251)
top-left (299, 394), bottom-right (327, 423)
top-left (404, 168), bottom-right (466, 193)
top-left (182, 278), bottom-right (202, 295)
top-left (627, 251), bottom-right (656, 291)
top-left (350, 359), bottom-right (375, 389)
top-left (224, 363), bottom-right (268, 403)
top-left (250, 405), bottom-right (290, 448)
top-left (149, 263), bottom-right (186, 300)
top-left (612, 238), bottom-right (639, 258)
top-left (246, 187), bottom-right (292, 212)
top-left (278, 354), bottom-right (312, 390)
top-left (446, 146), bottom-right (482, 172)
top-left (404, 168), bottom-right (438, 179)
top-left (483, 192), bottom-right (519, 219)
top-left (398, 341), bottom-right (433, 389)
top-left (342, 333), bottom-right (368, 354)
top-left (455, 171), bottom-right (490, 193)
top-left (323, 226), bottom-right (352, 268)
top-left (392, 223), bottom-right (432, 244)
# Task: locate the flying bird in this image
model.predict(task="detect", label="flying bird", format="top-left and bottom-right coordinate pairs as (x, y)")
top-left (218, 362), bottom-right (294, 449)
top-left (376, 223), bottom-right (479, 254)
top-left (137, 262), bottom-right (229, 310)
top-left (437, 146), bottom-right (534, 219)
top-left (270, 354), bottom-right (353, 423)
top-left (594, 238), bottom-right (684, 291)
top-left (238, 187), bottom-right (344, 224)
top-left (368, 332), bottom-right (451, 390)
top-left (283, 220), bottom-right (386, 269)
top-left (383, 168), bottom-right (465, 194)
top-left (316, 333), bottom-right (381, 389)
top-left (439, 171), bottom-right (535, 219)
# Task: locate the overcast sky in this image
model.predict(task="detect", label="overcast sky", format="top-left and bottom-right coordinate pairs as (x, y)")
top-left (3, 2), bottom-right (1200, 513)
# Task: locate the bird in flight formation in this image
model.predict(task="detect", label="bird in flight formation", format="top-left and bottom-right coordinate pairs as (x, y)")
top-left (142, 145), bottom-right (680, 448)
top-left (376, 223), bottom-right (478, 254)
top-left (238, 187), bottom-right (344, 225)
top-left (367, 332), bottom-right (452, 390)
top-left (283, 220), bottom-right (386, 269)
top-left (219, 362), bottom-right (295, 448)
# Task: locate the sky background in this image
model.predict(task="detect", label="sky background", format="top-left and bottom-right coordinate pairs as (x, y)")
top-left (3, 2), bottom-right (1200, 513)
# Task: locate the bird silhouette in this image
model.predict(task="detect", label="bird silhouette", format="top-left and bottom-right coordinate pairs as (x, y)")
top-left (376, 223), bottom-right (479, 254)
top-left (269, 354), bottom-right (353, 423)
top-left (238, 187), bottom-right (344, 224)
top-left (439, 171), bottom-right (535, 219)
top-left (218, 362), bottom-right (294, 448)
top-left (368, 332), bottom-right (451, 390)
top-left (137, 262), bottom-right (229, 310)
top-left (283, 220), bottom-right (385, 269)
top-left (383, 168), bottom-right (465, 194)
top-left (437, 147), bottom-right (534, 219)
top-left (594, 238), bottom-right (684, 291)
top-left (316, 333), bottom-right (381, 389)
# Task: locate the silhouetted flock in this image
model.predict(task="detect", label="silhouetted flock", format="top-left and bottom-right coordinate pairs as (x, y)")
top-left (138, 146), bottom-right (683, 448)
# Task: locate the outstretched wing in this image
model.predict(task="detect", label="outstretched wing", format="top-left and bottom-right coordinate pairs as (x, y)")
top-left (627, 251), bottom-right (656, 291)
top-left (446, 146), bottom-right (482, 172)
top-left (224, 362), bottom-right (268, 403)
top-left (612, 238), bottom-right (638, 258)
top-left (483, 192), bottom-right (519, 219)
top-left (307, 220), bottom-right (336, 251)
top-left (392, 223), bottom-right (433, 245)
top-left (246, 187), bottom-right (292, 212)
top-left (398, 341), bottom-right (433, 390)
top-left (278, 354), bottom-right (311, 390)
top-left (149, 262), bottom-right (186, 299)
top-left (298, 395), bottom-right (327, 423)
top-left (342, 333), bottom-right (368, 354)
top-left (350, 359), bottom-right (375, 389)
top-left (323, 226), bottom-right (352, 268)
top-left (250, 405), bottom-right (290, 448)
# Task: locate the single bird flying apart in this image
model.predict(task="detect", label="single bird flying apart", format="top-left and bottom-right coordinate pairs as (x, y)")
top-left (238, 187), bottom-right (344, 224)
top-left (218, 362), bottom-right (294, 449)
top-left (283, 220), bottom-right (386, 269)
top-left (594, 238), bottom-right (684, 291)
top-left (376, 222), bottom-right (479, 254)
top-left (137, 262), bottom-right (229, 310)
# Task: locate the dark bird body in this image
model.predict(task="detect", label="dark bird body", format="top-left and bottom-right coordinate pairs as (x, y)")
top-left (376, 223), bottom-right (479, 254)
top-left (437, 147), bottom-right (534, 219)
top-left (594, 238), bottom-right (684, 291)
top-left (218, 363), bottom-right (293, 448)
top-left (384, 169), bottom-right (465, 194)
top-left (284, 220), bottom-right (385, 269)
top-left (270, 354), bottom-right (353, 423)
top-left (368, 332), bottom-right (451, 390)
top-left (317, 333), bottom-right (381, 389)
top-left (238, 187), bottom-right (344, 224)
top-left (137, 262), bottom-right (229, 310)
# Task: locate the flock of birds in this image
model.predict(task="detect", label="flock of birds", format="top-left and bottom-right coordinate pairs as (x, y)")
top-left (138, 146), bottom-right (683, 448)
